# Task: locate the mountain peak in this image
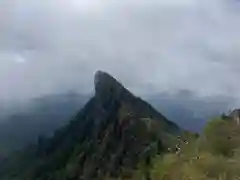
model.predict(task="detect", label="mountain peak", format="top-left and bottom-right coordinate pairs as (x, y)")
top-left (94, 71), bottom-right (130, 100)
top-left (94, 71), bottom-right (117, 88)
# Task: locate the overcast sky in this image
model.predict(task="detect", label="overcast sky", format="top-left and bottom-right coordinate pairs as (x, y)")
top-left (0, 0), bottom-right (240, 105)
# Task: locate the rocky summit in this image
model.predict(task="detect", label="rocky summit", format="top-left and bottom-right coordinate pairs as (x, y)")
top-left (0, 71), bottom-right (181, 180)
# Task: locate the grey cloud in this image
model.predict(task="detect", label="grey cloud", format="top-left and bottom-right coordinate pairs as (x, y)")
top-left (0, 0), bottom-right (240, 106)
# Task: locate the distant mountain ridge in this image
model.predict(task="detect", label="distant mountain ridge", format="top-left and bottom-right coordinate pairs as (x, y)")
top-left (147, 93), bottom-right (232, 132)
top-left (0, 93), bottom-right (89, 156)
top-left (0, 71), bottom-right (181, 180)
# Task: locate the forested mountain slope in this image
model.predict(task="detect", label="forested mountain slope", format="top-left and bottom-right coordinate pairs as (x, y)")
top-left (0, 71), bottom-right (181, 180)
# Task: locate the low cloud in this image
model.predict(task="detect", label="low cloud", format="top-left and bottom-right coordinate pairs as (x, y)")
top-left (0, 0), bottom-right (240, 106)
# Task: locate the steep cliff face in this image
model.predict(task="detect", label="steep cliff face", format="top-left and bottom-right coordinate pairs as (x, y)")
top-left (229, 109), bottom-right (240, 125)
top-left (0, 71), bottom-right (181, 180)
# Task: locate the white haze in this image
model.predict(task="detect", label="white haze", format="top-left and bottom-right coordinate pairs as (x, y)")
top-left (0, 0), bottom-right (240, 108)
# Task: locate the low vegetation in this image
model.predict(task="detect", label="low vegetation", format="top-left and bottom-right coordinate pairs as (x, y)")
top-left (133, 116), bottom-right (240, 180)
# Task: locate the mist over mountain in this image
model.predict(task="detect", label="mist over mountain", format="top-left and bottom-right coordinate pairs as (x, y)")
top-left (0, 0), bottom-right (239, 179)
top-left (0, 0), bottom-right (239, 144)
